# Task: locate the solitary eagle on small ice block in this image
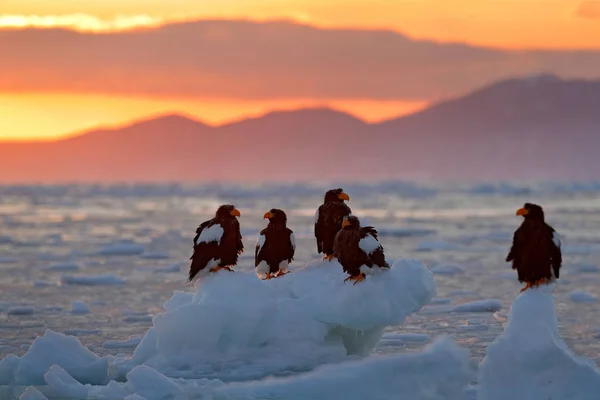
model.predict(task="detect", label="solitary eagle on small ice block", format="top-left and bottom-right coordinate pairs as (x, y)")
top-left (188, 204), bottom-right (243, 282)
top-left (315, 188), bottom-right (352, 261)
top-left (506, 203), bottom-right (562, 292)
top-left (255, 209), bottom-right (295, 280)
top-left (333, 215), bottom-right (390, 285)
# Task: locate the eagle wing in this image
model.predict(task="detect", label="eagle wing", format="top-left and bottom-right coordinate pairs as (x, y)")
top-left (314, 205), bottom-right (324, 254)
top-left (287, 228), bottom-right (296, 262)
top-left (506, 230), bottom-right (520, 268)
top-left (359, 226), bottom-right (389, 268)
top-left (189, 220), bottom-right (224, 281)
top-left (549, 226), bottom-right (562, 279)
top-left (255, 229), bottom-right (267, 267)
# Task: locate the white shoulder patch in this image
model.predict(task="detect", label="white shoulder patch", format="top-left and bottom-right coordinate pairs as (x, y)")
top-left (197, 224), bottom-right (224, 245)
top-left (552, 231), bottom-right (562, 248)
top-left (359, 233), bottom-right (382, 255)
top-left (314, 208), bottom-right (320, 225)
top-left (290, 232), bottom-right (296, 250)
top-left (256, 233), bottom-right (266, 254)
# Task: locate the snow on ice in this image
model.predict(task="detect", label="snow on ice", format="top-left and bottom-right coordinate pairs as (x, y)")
top-left (478, 283), bottom-right (600, 400)
top-left (0, 257), bottom-right (474, 400)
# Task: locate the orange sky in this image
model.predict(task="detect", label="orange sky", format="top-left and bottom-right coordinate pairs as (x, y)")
top-left (1, 0), bottom-right (599, 141)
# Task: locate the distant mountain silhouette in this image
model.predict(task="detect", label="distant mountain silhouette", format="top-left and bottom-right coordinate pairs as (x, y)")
top-left (2, 74), bottom-right (600, 182)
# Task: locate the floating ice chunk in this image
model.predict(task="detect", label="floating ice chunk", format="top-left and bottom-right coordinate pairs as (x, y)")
top-left (568, 290), bottom-right (598, 303)
top-left (0, 354), bottom-right (20, 384)
top-left (19, 387), bottom-right (48, 400)
top-left (125, 365), bottom-right (185, 400)
top-left (453, 299), bottom-right (502, 313)
top-left (71, 301), bottom-right (91, 314)
top-left (415, 240), bottom-right (463, 252)
top-left (431, 264), bottom-right (464, 276)
top-left (43, 263), bottom-right (80, 272)
top-left (478, 283), bottom-right (600, 400)
top-left (61, 274), bottom-right (126, 286)
top-left (43, 365), bottom-right (88, 399)
top-left (140, 252), bottom-right (170, 260)
top-left (103, 337), bottom-right (142, 350)
top-left (573, 264), bottom-right (599, 273)
top-left (8, 306), bottom-right (35, 315)
top-left (218, 337), bottom-right (474, 400)
top-left (12, 330), bottom-right (108, 386)
top-left (153, 263), bottom-right (181, 273)
top-left (99, 240), bottom-right (145, 256)
top-left (108, 258), bottom-right (435, 381)
top-left (131, 328), bottom-right (158, 365)
top-left (376, 227), bottom-right (436, 238)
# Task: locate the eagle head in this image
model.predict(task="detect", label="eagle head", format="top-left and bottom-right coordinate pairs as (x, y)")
top-left (516, 203), bottom-right (544, 221)
top-left (341, 215), bottom-right (360, 229)
top-left (324, 188), bottom-right (350, 203)
top-left (216, 204), bottom-right (241, 219)
top-left (264, 208), bottom-right (287, 225)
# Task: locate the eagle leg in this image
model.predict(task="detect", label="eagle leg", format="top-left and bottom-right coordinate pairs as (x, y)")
top-left (323, 254), bottom-right (334, 261)
top-left (275, 269), bottom-right (289, 277)
top-left (210, 265), bottom-right (234, 273)
top-left (520, 282), bottom-right (533, 293)
top-left (532, 277), bottom-right (550, 288)
top-left (344, 273), bottom-right (366, 285)
top-left (262, 272), bottom-right (273, 280)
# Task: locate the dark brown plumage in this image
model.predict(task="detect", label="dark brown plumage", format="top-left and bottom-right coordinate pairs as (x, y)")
top-left (333, 215), bottom-right (389, 285)
top-left (255, 209), bottom-right (295, 280)
top-left (189, 204), bottom-right (243, 281)
top-left (506, 203), bottom-right (562, 292)
top-left (315, 188), bottom-right (352, 261)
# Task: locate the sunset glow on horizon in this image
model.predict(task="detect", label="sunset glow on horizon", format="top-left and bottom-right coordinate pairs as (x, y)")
top-left (0, 93), bottom-right (428, 141)
top-left (2, 0), bottom-right (600, 140)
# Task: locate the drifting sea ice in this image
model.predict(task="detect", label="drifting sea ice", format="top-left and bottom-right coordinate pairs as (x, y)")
top-left (478, 283), bottom-right (600, 400)
top-left (0, 257), bottom-right (471, 400)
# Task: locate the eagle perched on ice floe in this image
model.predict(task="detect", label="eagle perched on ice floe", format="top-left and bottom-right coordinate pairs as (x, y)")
top-left (315, 188), bottom-right (351, 261)
top-left (189, 204), bottom-right (243, 281)
top-left (255, 209), bottom-right (295, 280)
top-left (506, 203), bottom-right (562, 292)
top-left (333, 215), bottom-right (389, 285)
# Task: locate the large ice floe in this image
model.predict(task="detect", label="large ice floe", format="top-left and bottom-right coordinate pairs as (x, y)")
top-left (0, 258), bottom-right (478, 399)
top-left (478, 283), bottom-right (600, 400)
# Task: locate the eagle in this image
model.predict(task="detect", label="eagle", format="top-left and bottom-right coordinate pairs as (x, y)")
top-left (506, 203), bottom-right (562, 292)
top-left (188, 204), bottom-right (243, 282)
top-left (255, 208), bottom-right (295, 280)
top-left (333, 215), bottom-right (389, 285)
top-left (315, 188), bottom-right (351, 261)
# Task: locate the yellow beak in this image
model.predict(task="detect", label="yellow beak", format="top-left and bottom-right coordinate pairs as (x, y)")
top-left (231, 208), bottom-right (241, 217)
top-left (338, 192), bottom-right (350, 201)
top-left (264, 211), bottom-right (273, 219)
top-left (516, 208), bottom-right (528, 216)
top-left (341, 219), bottom-right (350, 228)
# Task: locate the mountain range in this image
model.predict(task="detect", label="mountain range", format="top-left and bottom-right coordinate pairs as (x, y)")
top-left (2, 74), bottom-right (600, 183)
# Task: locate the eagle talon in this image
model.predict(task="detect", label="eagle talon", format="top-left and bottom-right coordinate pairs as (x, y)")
top-left (210, 265), bottom-right (234, 273)
top-left (344, 274), bottom-right (366, 285)
top-left (323, 254), bottom-right (334, 261)
top-left (520, 282), bottom-right (533, 292)
top-left (275, 270), bottom-right (289, 277)
top-left (262, 272), bottom-right (273, 280)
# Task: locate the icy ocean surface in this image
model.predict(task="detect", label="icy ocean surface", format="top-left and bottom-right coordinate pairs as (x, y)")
top-left (1, 181), bottom-right (600, 399)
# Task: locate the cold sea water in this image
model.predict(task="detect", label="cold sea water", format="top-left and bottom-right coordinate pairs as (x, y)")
top-left (1, 181), bottom-right (600, 365)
